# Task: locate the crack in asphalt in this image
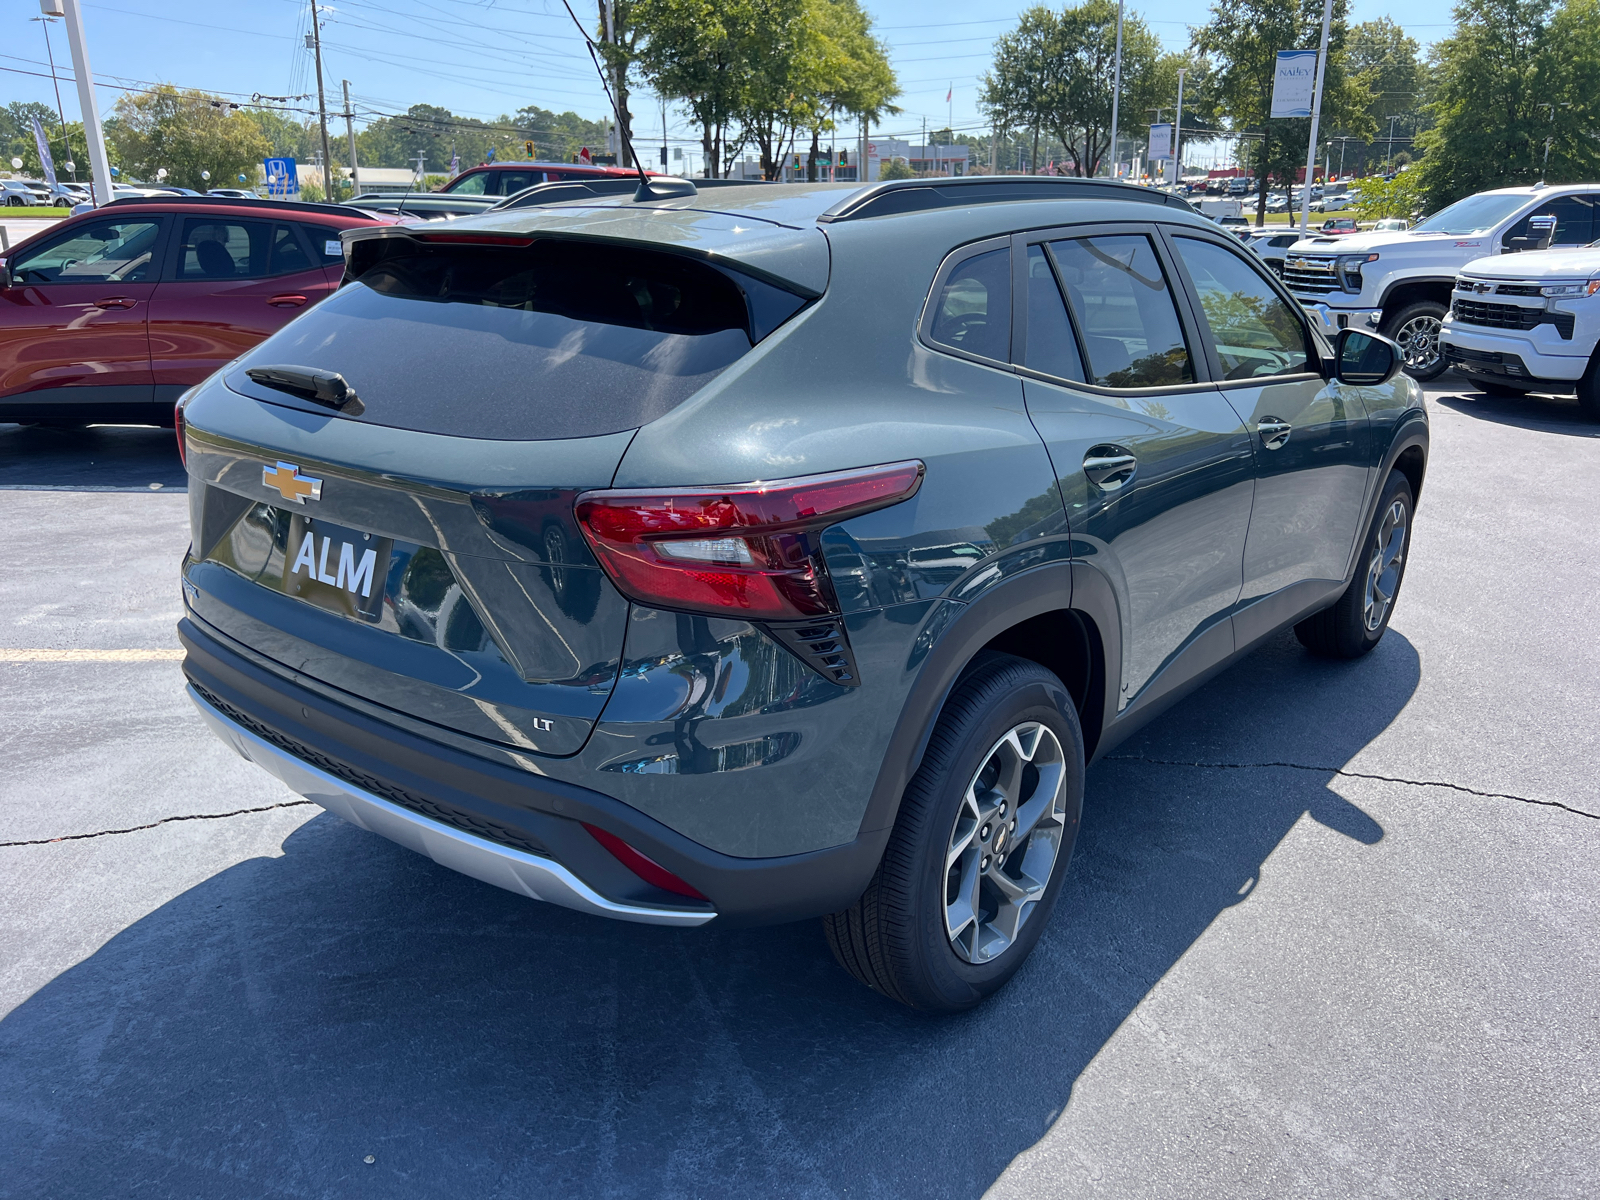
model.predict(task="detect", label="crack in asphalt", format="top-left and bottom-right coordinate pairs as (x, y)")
top-left (1107, 755), bottom-right (1600, 822)
top-left (0, 800), bottom-right (318, 848)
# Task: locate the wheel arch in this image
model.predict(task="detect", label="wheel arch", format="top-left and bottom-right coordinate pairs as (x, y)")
top-left (1379, 277), bottom-right (1454, 317)
top-left (857, 561), bottom-right (1122, 840)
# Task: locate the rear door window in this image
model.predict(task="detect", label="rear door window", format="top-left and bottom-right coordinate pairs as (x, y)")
top-left (1047, 234), bottom-right (1193, 388)
top-left (178, 218), bottom-right (269, 279)
top-left (228, 237), bottom-right (802, 440)
top-left (493, 171), bottom-right (542, 195)
top-left (1502, 194), bottom-right (1595, 246)
top-left (926, 246), bottom-right (1010, 363)
top-left (268, 223), bottom-right (314, 274)
top-left (300, 223), bottom-right (347, 265)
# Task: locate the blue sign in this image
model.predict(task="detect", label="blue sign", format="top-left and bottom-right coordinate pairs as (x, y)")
top-left (263, 156), bottom-right (299, 197)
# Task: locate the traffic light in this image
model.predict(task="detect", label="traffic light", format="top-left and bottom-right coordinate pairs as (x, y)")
top-left (524, 140), bottom-right (535, 159)
top-left (839, 149), bottom-right (848, 166)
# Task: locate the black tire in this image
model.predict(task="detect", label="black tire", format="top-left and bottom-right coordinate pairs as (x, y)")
top-left (1578, 354), bottom-right (1600, 421)
top-left (1382, 301), bottom-right (1449, 381)
top-left (823, 653), bottom-right (1085, 1012)
top-left (1295, 469), bottom-right (1414, 659)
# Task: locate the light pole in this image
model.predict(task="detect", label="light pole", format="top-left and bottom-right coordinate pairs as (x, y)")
top-left (51, 0), bottom-right (113, 206)
top-left (1108, 0), bottom-right (1124, 177)
top-left (1298, 0), bottom-right (1334, 236)
top-left (1386, 115), bottom-right (1399, 172)
top-left (1538, 102), bottom-right (1570, 180)
top-left (306, 7), bottom-right (334, 201)
top-left (1172, 67), bottom-right (1187, 187)
top-left (342, 80), bottom-right (360, 196)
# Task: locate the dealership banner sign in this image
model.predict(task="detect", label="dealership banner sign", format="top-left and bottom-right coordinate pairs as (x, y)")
top-left (1270, 50), bottom-right (1319, 118)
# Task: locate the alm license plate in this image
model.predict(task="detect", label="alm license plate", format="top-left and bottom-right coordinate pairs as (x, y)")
top-left (284, 515), bottom-right (392, 623)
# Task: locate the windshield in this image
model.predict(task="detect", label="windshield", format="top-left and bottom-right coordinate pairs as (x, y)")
top-left (1414, 193), bottom-right (1531, 235)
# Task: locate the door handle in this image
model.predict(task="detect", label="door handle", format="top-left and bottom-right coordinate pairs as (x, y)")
top-left (268, 294), bottom-right (308, 308)
top-left (1257, 417), bottom-right (1292, 450)
top-left (1083, 445), bottom-right (1138, 492)
top-left (93, 297), bottom-right (136, 309)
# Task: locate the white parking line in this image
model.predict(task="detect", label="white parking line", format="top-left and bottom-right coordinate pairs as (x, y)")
top-left (0, 649), bottom-right (184, 662)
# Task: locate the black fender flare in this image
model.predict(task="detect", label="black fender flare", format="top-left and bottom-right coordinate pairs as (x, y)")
top-left (856, 559), bottom-right (1124, 838)
top-left (1343, 414), bottom-right (1428, 583)
top-left (1378, 277), bottom-right (1456, 313)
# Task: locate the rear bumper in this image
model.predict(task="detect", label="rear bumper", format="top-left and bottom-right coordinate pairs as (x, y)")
top-left (191, 684), bottom-right (712, 926)
top-left (179, 616), bottom-right (888, 926)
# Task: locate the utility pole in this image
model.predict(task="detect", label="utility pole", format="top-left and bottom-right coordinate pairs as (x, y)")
top-left (1386, 115), bottom-right (1399, 171)
top-left (52, 0), bottom-right (113, 206)
top-left (1298, 0), bottom-right (1334, 236)
top-left (307, 4), bottom-right (334, 201)
top-left (1172, 68), bottom-right (1186, 188)
top-left (1108, 0), bottom-right (1124, 177)
top-left (31, 14), bottom-right (75, 181)
top-left (342, 79), bottom-right (359, 197)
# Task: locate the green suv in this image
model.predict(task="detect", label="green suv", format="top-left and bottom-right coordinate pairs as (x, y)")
top-left (176, 177), bottom-right (1427, 1011)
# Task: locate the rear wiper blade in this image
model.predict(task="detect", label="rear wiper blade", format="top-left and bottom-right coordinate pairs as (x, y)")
top-left (245, 365), bottom-right (365, 415)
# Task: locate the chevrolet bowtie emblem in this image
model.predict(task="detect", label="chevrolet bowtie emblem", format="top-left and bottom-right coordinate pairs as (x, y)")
top-left (263, 461), bottom-right (322, 504)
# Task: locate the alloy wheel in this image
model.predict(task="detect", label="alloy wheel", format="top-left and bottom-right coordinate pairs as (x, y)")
top-left (1363, 499), bottom-right (1408, 631)
top-left (1395, 314), bottom-right (1442, 372)
top-left (944, 722), bottom-right (1068, 964)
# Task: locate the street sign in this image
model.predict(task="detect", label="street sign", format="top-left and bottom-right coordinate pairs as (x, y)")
top-left (263, 156), bottom-right (298, 197)
top-left (1270, 50), bottom-right (1318, 118)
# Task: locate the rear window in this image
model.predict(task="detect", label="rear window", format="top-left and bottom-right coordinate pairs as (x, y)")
top-left (227, 237), bottom-right (799, 440)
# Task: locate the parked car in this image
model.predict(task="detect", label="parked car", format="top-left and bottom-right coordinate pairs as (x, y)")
top-left (1441, 244), bottom-right (1600, 415)
top-left (1215, 213), bottom-right (1252, 240)
top-left (1317, 217), bottom-right (1360, 235)
top-left (175, 175), bottom-right (1428, 1012)
top-left (1313, 194), bottom-right (1354, 213)
top-left (206, 189), bottom-right (257, 198)
top-left (1284, 184), bottom-right (1600, 379)
top-left (1, 179), bottom-right (48, 206)
top-left (1245, 227), bottom-right (1307, 276)
top-left (44, 180), bottom-right (91, 207)
top-left (438, 160), bottom-right (646, 198)
top-left (0, 195), bottom-right (399, 426)
top-left (1372, 217), bottom-right (1409, 231)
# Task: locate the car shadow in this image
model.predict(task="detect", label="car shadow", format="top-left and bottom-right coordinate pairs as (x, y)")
top-left (0, 422), bottom-right (187, 490)
top-left (0, 631), bottom-right (1418, 1198)
top-left (1432, 385), bottom-right (1599, 437)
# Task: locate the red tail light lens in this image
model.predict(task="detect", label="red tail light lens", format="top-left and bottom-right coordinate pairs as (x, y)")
top-left (174, 397), bottom-right (187, 467)
top-left (574, 460), bottom-right (923, 620)
top-left (583, 824), bottom-right (708, 900)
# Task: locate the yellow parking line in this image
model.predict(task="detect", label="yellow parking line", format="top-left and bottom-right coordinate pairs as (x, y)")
top-left (0, 649), bottom-right (185, 662)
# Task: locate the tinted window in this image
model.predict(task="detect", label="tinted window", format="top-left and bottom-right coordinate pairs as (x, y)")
top-left (1503, 195), bottom-right (1595, 246)
top-left (1022, 244), bottom-right (1084, 381)
top-left (268, 223), bottom-right (313, 274)
top-left (927, 247), bottom-right (1010, 362)
top-left (179, 218), bottom-right (273, 279)
top-left (229, 239), bottom-right (775, 440)
top-left (1048, 235), bottom-right (1193, 387)
top-left (9, 218), bottom-right (162, 284)
top-left (444, 171), bottom-right (488, 195)
top-left (301, 223), bottom-right (346, 264)
top-left (1172, 236), bottom-right (1309, 379)
top-left (494, 171), bottom-right (541, 195)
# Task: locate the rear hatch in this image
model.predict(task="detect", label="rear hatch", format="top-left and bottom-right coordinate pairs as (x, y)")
top-left (180, 219), bottom-right (817, 756)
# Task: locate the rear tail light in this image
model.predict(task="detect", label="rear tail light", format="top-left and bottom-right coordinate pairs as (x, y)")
top-left (174, 395), bottom-right (188, 467)
top-left (573, 460), bottom-right (923, 622)
top-left (583, 824), bottom-right (708, 900)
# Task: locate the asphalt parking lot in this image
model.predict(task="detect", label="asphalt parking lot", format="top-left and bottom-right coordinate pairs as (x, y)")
top-left (2, 381), bottom-right (1597, 1199)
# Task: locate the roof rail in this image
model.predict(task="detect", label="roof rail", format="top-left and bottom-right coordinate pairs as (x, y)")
top-left (100, 194), bottom-right (380, 221)
top-left (816, 176), bottom-right (1195, 223)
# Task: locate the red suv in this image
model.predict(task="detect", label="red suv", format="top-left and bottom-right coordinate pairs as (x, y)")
top-left (0, 196), bottom-right (398, 426)
top-left (438, 161), bottom-right (644, 199)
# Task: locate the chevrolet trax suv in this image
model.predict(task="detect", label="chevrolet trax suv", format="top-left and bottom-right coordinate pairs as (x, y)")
top-left (178, 177), bottom-right (1428, 1011)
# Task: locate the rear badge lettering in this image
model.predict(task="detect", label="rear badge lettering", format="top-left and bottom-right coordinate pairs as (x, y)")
top-left (292, 532), bottom-right (377, 598)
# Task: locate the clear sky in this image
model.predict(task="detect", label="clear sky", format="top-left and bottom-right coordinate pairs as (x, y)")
top-left (1, 0), bottom-right (1457, 164)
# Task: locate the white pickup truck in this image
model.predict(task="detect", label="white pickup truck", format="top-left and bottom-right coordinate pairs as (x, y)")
top-left (1439, 245), bottom-right (1600, 416)
top-left (1283, 184), bottom-right (1600, 379)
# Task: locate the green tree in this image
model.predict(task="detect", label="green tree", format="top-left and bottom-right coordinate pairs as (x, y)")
top-left (981, 2), bottom-right (1163, 178)
top-left (1414, 0), bottom-right (1600, 207)
top-left (803, 0), bottom-right (898, 179)
top-left (104, 86), bottom-right (271, 190)
top-left (1351, 167), bottom-right (1424, 218)
top-left (1194, 0), bottom-right (1373, 223)
top-left (878, 156), bottom-right (915, 180)
top-left (1, 101), bottom-right (70, 178)
top-left (1346, 17), bottom-right (1425, 169)
top-left (635, 0), bottom-right (753, 176)
top-left (510, 106), bottom-right (610, 163)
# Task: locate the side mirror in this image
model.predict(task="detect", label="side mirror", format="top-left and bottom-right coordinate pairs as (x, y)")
top-left (1333, 328), bottom-right (1402, 386)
